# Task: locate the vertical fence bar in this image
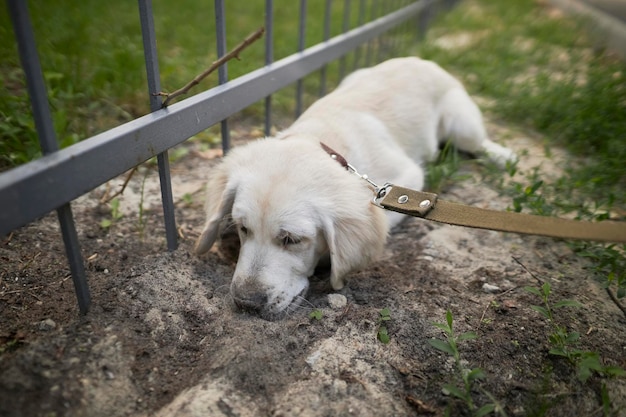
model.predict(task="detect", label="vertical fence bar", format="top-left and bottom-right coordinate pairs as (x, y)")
top-left (319, 0), bottom-right (332, 97)
top-left (388, 2), bottom-right (401, 58)
top-left (295, 0), bottom-right (307, 118)
top-left (365, 0), bottom-right (377, 65)
top-left (7, 0), bottom-right (91, 314)
top-left (214, 0), bottom-right (231, 152)
top-left (418, 0), bottom-right (435, 40)
top-left (376, 0), bottom-right (390, 61)
top-left (339, 0), bottom-right (351, 79)
top-left (264, 0), bottom-right (274, 136)
top-left (352, 0), bottom-right (366, 70)
top-left (138, 0), bottom-right (178, 252)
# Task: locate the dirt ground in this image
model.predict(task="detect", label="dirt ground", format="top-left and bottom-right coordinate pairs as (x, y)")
top-left (1, 119), bottom-right (625, 417)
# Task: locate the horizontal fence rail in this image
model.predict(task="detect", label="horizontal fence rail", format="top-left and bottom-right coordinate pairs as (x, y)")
top-left (1, 0), bottom-right (435, 237)
top-left (2, 0), bottom-right (456, 313)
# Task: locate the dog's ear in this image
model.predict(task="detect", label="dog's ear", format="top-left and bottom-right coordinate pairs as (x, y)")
top-left (322, 203), bottom-right (388, 290)
top-left (194, 164), bottom-right (237, 255)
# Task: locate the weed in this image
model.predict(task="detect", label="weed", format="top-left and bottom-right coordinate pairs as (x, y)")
top-left (0, 335), bottom-right (24, 355)
top-left (501, 160), bottom-right (626, 308)
top-left (575, 243), bottom-right (626, 301)
top-left (418, 0), bottom-right (626, 313)
top-left (137, 168), bottom-right (151, 236)
top-left (377, 307), bottom-right (391, 344)
top-left (100, 197), bottom-right (123, 230)
top-left (524, 282), bottom-right (625, 382)
top-left (181, 193), bottom-right (193, 205)
top-left (429, 310), bottom-right (505, 416)
top-left (309, 310), bottom-right (323, 321)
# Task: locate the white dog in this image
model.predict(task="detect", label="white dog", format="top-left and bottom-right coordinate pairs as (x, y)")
top-left (194, 57), bottom-right (515, 319)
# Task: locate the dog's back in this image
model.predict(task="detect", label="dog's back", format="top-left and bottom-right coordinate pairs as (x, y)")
top-left (285, 57), bottom-right (513, 168)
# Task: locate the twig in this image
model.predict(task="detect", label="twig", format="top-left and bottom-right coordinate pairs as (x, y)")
top-left (100, 166), bottom-right (139, 204)
top-left (26, 291), bottom-right (42, 301)
top-left (512, 256), bottom-right (543, 285)
top-left (20, 252), bottom-right (41, 272)
top-left (3, 232), bottom-right (14, 245)
top-left (157, 27), bottom-right (265, 107)
top-left (1, 286), bottom-right (44, 296)
top-left (605, 287), bottom-right (626, 318)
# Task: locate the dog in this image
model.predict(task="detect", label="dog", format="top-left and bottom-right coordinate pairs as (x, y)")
top-left (194, 57), bottom-right (516, 319)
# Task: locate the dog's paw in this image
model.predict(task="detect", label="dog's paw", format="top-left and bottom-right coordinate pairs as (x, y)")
top-left (482, 140), bottom-right (517, 168)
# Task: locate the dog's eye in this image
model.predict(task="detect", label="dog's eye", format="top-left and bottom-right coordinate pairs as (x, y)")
top-left (240, 225), bottom-right (248, 235)
top-left (282, 235), bottom-right (301, 247)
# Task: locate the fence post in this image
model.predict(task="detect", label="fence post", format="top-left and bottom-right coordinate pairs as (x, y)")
top-left (295, 0), bottom-right (307, 118)
top-left (214, 0), bottom-right (231, 153)
top-left (138, 0), bottom-right (178, 252)
top-left (339, 0), bottom-right (352, 79)
top-left (7, 0), bottom-right (91, 314)
top-left (264, 0), bottom-right (274, 136)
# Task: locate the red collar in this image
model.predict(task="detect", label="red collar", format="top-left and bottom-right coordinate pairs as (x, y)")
top-left (320, 142), bottom-right (348, 169)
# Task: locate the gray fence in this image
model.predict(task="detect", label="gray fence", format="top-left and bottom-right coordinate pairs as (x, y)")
top-left (2, 0), bottom-right (456, 314)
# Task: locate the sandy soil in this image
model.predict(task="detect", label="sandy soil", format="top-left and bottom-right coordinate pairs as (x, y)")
top-left (1, 121), bottom-right (625, 417)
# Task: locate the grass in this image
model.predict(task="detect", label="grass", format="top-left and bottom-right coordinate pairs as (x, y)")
top-left (525, 282), bottom-right (625, 383)
top-left (415, 0), bottom-right (625, 303)
top-left (414, 0), bottom-right (625, 207)
top-left (417, 2), bottom-right (625, 412)
top-left (0, 0), bottom-right (414, 170)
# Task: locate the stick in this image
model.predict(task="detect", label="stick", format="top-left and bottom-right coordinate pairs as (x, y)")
top-left (512, 256), bottom-right (543, 285)
top-left (606, 287), bottom-right (626, 318)
top-left (157, 27), bottom-right (265, 107)
top-left (100, 166), bottom-right (139, 204)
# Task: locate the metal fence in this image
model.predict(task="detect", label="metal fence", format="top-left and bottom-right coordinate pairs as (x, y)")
top-left (2, 0), bottom-right (456, 314)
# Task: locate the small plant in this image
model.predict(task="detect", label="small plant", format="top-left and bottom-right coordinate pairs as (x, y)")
top-left (425, 140), bottom-right (471, 193)
top-left (429, 310), bottom-right (504, 416)
top-left (309, 309), bottom-right (323, 320)
top-left (377, 307), bottom-right (391, 344)
top-left (100, 197), bottom-right (123, 230)
top-left (525, 282), bottom-right (625, 382)
top-left (137, 169), bottom-right (149, 235)
top-left (181, 193), bottom-right (193, 205)
top-left (576, 243), bottom-right (626, 302)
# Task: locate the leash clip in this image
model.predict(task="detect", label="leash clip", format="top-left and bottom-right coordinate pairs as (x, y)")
top-left (372, 183), bottom-right (394, 208)
top-left (345, 162), bottom-right (393, 208)
top-left (346, 163), bottom-right (380, 190)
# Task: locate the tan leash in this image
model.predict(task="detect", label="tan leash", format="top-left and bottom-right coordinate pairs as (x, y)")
top-left (321, 142), bottom-right (626, 243)
top-left (373, 184), bottom-right (626, 243)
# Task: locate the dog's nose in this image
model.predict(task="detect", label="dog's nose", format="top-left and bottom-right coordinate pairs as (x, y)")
top-left (232, 291), bottom-right (268, 312)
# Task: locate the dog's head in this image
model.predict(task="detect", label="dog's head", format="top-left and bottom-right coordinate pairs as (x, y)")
top-left (194, 138), bottom-right (388, 320)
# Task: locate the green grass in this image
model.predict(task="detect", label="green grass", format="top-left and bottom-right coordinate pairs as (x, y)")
top-left (0, 0), bottom-right (414, 170)
top-left (414, 0), bottom-right (625, 208)
top-left (415, 0), bottom-right (625, 304)
top-left (417, 10), bottom-right (626, 410)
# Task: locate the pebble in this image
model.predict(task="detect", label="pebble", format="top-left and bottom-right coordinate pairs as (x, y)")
top-left (305, 350), bottom-right (321, 367)
top-left (482, 283), bottom-right (501, 294)
top-left (327, 293), bottom-right (347, 310)
top-left (38, 318), bottom-right (56, 331)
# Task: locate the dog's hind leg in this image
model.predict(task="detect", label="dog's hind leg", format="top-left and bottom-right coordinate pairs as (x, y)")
top-left (438, 88), bottom-right (516, 167)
